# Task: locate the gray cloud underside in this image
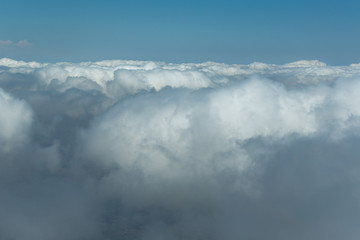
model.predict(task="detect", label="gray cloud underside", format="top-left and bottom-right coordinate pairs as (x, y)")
top-left (1, 58), bottom-right (360, 240)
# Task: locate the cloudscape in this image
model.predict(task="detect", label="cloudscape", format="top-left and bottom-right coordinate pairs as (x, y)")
top-left (1, 58), bottom-right (360, 239)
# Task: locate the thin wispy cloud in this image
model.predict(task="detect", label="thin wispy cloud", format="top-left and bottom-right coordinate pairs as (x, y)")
top-left (0, 40), bottom-right (31, 48)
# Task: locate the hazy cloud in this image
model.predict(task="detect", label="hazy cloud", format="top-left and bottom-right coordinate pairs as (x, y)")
top-left (1, 58), bottom-right (360, 239)
top-left (0, 40), bottom-right (31, 48)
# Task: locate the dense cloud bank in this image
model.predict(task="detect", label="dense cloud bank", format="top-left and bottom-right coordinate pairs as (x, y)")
top-left (1, 58), bottom-right (360, 239)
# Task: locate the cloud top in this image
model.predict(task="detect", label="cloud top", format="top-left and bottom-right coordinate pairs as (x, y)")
top-left (2, 58), bottom-right (360, 96)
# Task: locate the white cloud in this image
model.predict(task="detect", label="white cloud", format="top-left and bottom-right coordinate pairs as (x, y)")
top-left (0, 88), bottom-right (33, 152)
top-left (1, 58), bottom-right (360, 239)
top-left (80, 72), bottom-right (360, 209)
top-left (2, 57), bottom-right (360, 97)
top-left (0, 58), bottom-right (44, 68)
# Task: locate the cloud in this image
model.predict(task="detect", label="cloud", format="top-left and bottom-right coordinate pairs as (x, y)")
top-left (1, 58), bottom-right (360, 239)
top-left (0, 88), bottom-right (32, 152)
top-left (0, 40), bottom-right (12, 47)
top-left (0, 40), bottom-right (31, 48)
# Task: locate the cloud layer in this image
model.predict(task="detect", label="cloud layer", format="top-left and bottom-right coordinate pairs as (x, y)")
top-left (1, 58), bottom-right (360, 240)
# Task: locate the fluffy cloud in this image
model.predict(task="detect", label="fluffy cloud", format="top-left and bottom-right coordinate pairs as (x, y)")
top-left (1, 58), bottom-right (360, 240)
top-left (0, 88), bottom-right (32, 152)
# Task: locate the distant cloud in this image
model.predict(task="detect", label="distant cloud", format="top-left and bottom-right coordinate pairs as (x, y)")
top-left (0, 40), bottom-right (12, 47)
top-left (0, 39), bottom-right (31, 48)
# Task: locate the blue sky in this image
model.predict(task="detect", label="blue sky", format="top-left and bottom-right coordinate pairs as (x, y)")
top-left (1, 0), bottom-right (360, 64)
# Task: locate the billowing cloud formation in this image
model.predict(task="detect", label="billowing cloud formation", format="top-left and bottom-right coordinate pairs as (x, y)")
top-left (0, 88), bottom-right (32, 152)
top-left (1, 58), bottom-right (360, 240)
